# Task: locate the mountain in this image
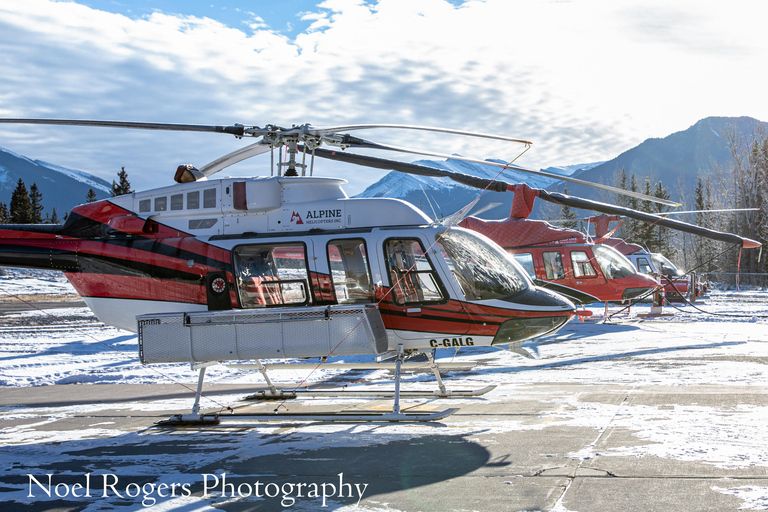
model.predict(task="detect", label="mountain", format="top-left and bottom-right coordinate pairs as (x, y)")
top-left (549, 116), bottom-right (767, 203)
top-left (358, 116), bottom-right (766, 221)
top-left (356, 157), bottom-right (601, 220)
top-left (0, 147), bottom-right (112, 218)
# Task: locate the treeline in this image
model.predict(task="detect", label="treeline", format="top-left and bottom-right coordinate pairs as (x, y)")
top-left (0, 167), bottom-right (132, 224)
top-left (555, 124), bottom-right (767, 288)
top-left (608, 126), bottom-right (767, 288)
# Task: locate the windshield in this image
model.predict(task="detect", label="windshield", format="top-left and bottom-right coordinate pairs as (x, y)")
top-left (593, 244), bottom-right (636, 280)
top-left (651, 253), bottom-right (684, 277)
top-left (437, 229), bottom-right (531, 300)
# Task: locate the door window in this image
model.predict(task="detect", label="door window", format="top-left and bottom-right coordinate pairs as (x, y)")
top-left (542, 251), bottom-right (565, 280)
top-left (385, 239), bottom-right (445, 305)
top-left (571, 251), bottom-right (597, 278)
top-left (637, 257), bottom-right (653, 274)
top-left (233, 243), bottom-right (310, 307)
top-left (327, 239), bottom-right (374, 304)
top-left (512, 253), bottom-right (536, 280)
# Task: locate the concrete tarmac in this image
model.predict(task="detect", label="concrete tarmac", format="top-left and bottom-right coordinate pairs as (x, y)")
top-left (2, 380), bottom-right (767, 511)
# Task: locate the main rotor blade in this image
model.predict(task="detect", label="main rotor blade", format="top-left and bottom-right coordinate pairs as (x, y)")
top-left (311, 123), bottom-right (532, 145)
top-left (657, 208), bottom-right (759, 216)
top-left (537, 189), bottom-right (761, 249)
top-left (310, 148), bottom-right (759, 248)
top-left (548, 208), bottom-right (760, 224)
top-left (311, 147), bottom-right (510, 191)
top-left (0, 118), bottom-right (256, 137)
top-left (311, 147), bottom-right (679, 207)
top-left (199, 140), bottom-right (272, 177)
top-left (337, 139), bottom-right (680, 207)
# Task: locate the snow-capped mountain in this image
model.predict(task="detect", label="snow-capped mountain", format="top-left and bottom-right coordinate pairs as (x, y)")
top-left (357, 116), bottom-right (767, 221)
top-left (356, 157), bottom-right (600, 220)
top-left (0, 146), bottom-right (111, 218)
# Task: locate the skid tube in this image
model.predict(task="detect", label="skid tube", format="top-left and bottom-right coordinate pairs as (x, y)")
top-left (242, 350), bottom-right (493, 400)
top-left (155, 345), bottom-right (472, 425)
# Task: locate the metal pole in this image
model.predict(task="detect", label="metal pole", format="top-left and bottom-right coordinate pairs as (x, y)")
top-left (191, 366), bottom-right (206, 415)
top-left (255, 359), bottom-right (278, 396)
top-left (426, 350), bottom-right (448, 396)
top-left (393, 344), bottom-right (403, 415)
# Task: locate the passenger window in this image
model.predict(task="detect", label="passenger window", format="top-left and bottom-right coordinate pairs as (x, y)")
top-left (571, 251), bottom-right (597, 278)
top-left (187, 191), bottom-right (200, 209)
top-left (154, 197), bottom-right (167, 212)
top-left (188, 219), bottom-right (217, 230)
top-left (513, 253), bottom-right (536, 280)
top-left (542, 251), bottom-right (565, 280)
top-left (233, 244), bottom-right (310, 308)
top-left (385, 239), bottom-right (444, 305)
top-left (203, 188), bottom-right (216, 208)
top-left (327, 239), bottom-right (374, 304)
top-left (171, 194), bottom-right (183, 211)
top-left (138, 199), bottom-right (150, 213)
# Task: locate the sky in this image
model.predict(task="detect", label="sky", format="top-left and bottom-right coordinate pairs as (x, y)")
top-left (0, 0), bottom-right (767, 195)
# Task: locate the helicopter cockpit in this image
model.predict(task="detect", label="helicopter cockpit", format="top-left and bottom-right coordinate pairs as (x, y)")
top-left (650, 252), bottom-right (685, 278)
top-left (437, 229), bottom-right (530, 301)
top-left (591, 244), bottom-right (637, 280)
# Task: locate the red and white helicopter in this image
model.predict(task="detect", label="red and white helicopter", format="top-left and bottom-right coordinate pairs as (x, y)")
top-left (0, 119), bottom-right (759, 423)
top-left (452, 186), bottom-right (761, 311)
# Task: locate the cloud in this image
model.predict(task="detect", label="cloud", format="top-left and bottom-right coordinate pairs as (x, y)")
top-left (0, 0), bottom-right (766, 195)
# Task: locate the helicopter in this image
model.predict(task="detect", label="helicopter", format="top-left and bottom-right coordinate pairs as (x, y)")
top-left (0, 119), bottom-right (759, 423)
top-left (457, 189), bottom-right (660, 305)
top-left (581, 212), bottom-right (758, 302)
top-left (454, 184), bottom-right (761, 310)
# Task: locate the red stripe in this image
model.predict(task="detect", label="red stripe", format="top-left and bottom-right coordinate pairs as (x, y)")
top-left (66, 273), bottom-right (211, 304)
top-left (72, 201), bottom-right (231, 262)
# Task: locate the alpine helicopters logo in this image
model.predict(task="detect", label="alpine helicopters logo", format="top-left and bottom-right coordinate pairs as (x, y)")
top-left (290, 209), bottom-right (343, 226)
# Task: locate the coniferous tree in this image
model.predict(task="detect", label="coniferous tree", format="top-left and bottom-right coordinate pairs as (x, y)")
top-left (559, 185), bottom-right (580, 230)
top-left (111, 167), bottom-right (132, 196)
top-left (614, 168), bottom-right (640, 241)
top-left (10, 179), bottom-right (33, 224)
top-left (50, 208), bottom-right (60, 224)
top-left (0, 202), bottom-right (8, 224)
top-left (652, 180), bottom-right (672, 255)
top-left (85, 188), bottom-right (97, 203)
top-left (29, 183), bottom-right (43, 224)
top-left (636, 177), bottom-right (654, 250)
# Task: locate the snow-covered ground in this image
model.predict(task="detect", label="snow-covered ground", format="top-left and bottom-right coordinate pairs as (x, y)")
top-left (1, 270), bottom-right (767, 511)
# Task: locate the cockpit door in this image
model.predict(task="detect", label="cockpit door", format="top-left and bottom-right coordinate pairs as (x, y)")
top-left (382, 237), bottom-right (469, 342)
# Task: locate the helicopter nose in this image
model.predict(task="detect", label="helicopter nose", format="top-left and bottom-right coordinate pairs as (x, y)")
top-left (510, 286), bottom-right (577, 310)
top-left (491, 286), bottom-right (576, 347)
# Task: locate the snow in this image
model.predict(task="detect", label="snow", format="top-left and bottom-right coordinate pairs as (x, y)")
top-left (36, 160), bottom-right (113, 194)
top-left (0, 270), bottom-right (767, 510)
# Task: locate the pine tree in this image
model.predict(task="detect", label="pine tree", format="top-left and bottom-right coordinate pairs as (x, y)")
top-left (652, 180), bottom-right (672, 255)
top-left (614, 168), bottom-right (639, 241)
top-left (29, 183), bottom-right (43, 224)
top-left (634, 177), bottom-right (657, 250)
top-left (615, 168), bottom-right (628, 207)
top-left (50, 208), bottom-right (60, 224)
top-left (86, 188), bottom-right (97, 203)
top-left (111, 167), bottom-right (132, 196)
top-left (693, 175), bottom-right (707, 270)
top-left (10, 179), bottom-right (33, 224)
top-left (559, 185), bottom-right (580, 230)
top-left (0, 202), bottom-right (8, 224)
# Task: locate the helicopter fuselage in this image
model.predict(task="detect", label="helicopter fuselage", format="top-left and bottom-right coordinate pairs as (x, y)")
top-left (0, 176), bottom-right (575, 357)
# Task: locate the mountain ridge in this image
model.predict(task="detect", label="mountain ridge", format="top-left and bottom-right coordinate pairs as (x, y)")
top-left (0, 147), bottom-right (112, 218)
top-left (358, 116), bottom-right (766, 220)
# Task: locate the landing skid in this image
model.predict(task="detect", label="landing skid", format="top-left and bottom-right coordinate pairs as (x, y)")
top-left (244, 385), bottom-right (496, 400)
top-left (156, 408), bottom-right (459, 426)
top-left (155, 345), bottom-right (479, 425)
